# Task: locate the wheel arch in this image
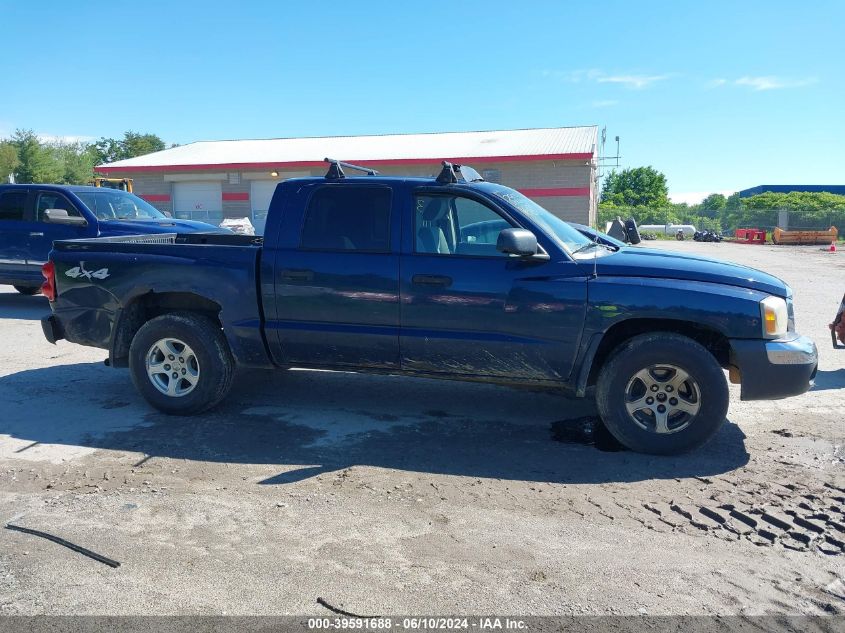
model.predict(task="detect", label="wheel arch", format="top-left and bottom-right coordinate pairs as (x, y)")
top-left (110, 292), bottom-right (222, 368)
top-left (576, 318), bottom-right (732, 396)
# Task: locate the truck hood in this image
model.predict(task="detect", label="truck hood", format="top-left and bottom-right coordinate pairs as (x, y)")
top-left (589, 247), bottom-right (789, 297)
top-left (98, 218), bottom-right (230, 234)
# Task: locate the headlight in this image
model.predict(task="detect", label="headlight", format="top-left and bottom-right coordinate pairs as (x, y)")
top-left (760, 296), bottom-right (788, 338)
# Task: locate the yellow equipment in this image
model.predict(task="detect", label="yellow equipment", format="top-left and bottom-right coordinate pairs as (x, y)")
top-left (90, 177), bottom-right (133, 193)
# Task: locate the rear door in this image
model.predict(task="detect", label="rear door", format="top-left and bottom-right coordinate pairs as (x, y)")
top-left (270, 183), bottom-right (401, 368)
top-left (0, 188), bottom-right (34, 285)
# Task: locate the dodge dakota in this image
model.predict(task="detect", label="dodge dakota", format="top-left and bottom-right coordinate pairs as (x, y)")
top-left (39, 161), bottom-right (818, 454)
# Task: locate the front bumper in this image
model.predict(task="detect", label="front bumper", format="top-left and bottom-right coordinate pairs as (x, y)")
top-left (41, 314), bottom-right (65, 345)
top-left (730, 334), bottom-right (818, 400)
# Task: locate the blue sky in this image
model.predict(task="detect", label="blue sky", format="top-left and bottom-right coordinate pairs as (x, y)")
top-left (1, 0), bottom-right (842, 202)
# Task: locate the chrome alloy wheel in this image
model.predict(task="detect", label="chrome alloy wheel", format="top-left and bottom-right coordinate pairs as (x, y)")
top-left (145, 338), bottom-right (200, 397)
top-left (624, 364), bottom-right (701, 434)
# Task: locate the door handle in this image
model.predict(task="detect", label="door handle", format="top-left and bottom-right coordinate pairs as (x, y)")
top-left (280, 269), bottom-right (314, 282)
top-left (29, 232), bottom-right (44, 237)
top-left (412, 274), bottom-right (452, 287)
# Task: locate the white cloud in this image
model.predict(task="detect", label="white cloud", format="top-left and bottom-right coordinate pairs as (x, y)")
top-left (596, 74), bottom-right (670, 89)
top-left (733, 76), bottom-right (817, 91)
top-left (0, 128), bottom-right (96, 144)
top-left (542, 69), bottom-right (669, 89)
top-left (669, 190), bottom-right (736, 205)
top-left (37, 133), bottom-right (96, 144)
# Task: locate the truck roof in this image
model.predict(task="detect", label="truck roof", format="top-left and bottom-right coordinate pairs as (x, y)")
top-left (0, 183), bottom-right (106, 193)
top-left (284, 175), bottom-right (501, 188)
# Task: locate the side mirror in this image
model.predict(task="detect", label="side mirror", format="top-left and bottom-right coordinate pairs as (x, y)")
top-left (44, 209), bottom-right (88, 226)
top-left (162, 210), bottom-right (173, 218)
top-left (497, 228), bottom-right (540, 257)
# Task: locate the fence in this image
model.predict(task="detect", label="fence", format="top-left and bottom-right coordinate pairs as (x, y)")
top-left (775, 208), bottom-right (845, 231)
top-left (598, 206), bottom-right (844, 235)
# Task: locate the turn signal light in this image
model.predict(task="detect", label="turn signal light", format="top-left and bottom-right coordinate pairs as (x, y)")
top-left (41, 261), bottom-right (56, 302)
top-left (760, 295), bottom-right (788, 338)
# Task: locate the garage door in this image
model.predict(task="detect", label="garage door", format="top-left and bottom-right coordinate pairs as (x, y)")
top-left (250, 180), bottom-right (280, 235)
top-left (173, 182), bottom-right (222, 223)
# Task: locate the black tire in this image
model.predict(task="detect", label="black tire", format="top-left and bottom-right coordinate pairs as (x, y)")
top-left (595, 333), bottom-right (728, 455)
top-left (14, 285), bottom-right (40, 295)
top-left (129, 312), bottom-right (235, 415)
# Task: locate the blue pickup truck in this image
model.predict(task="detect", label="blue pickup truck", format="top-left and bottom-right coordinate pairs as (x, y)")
top-left (0, 184), bottom-right (224, 293)
top-left (39, 161), bottom-right (818, 454)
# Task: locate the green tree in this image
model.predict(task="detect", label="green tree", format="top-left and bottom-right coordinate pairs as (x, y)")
top-left (725, 192), bottom-right (742, 210)
top-left (601, 166), bottom-right (669, 208)
top-left (93, 131), bottom-right (165, 164)
top-left (742, 191), bottom-right (845, 213)
top-left (0, 142), bottom-right (19, 182)
top-left (11, 129), bottom-right (63, 183)
top-left (93, 137), bottom-right (124, 164)
top-left (693, 193), bottom-right (725, 219)
top-left (50, 141), bottom-right (98, 184)
top-left (122, 131), bottom-right (165, 158)
top-left (701, 193), bottom-right (726, 210)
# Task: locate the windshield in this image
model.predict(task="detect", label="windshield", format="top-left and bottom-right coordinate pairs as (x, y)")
top-left (489, 186), bottom-right (594, 254)
top-left (76, 191), bottom-right (167, 221)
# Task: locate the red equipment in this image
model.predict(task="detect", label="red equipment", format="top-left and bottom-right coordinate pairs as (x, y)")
top-left (734, 228), bottom-right (767, 244)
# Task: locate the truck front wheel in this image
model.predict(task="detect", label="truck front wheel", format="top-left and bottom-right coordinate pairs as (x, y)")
top-left (595, 333), bottom-right (729, 455)
top-left (129, 312), bottom-right (235, 415)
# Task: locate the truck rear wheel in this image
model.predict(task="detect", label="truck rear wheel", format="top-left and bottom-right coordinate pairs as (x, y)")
top-left (595, 333), bottom-right (728, 455)
top-left (129, 312), bottom-right (234, 415)
top-left (14, 285), bottom-right (40, 295)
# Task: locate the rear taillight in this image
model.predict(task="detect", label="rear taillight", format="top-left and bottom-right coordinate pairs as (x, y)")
top-left (41, 261), bottom-right (56, 301)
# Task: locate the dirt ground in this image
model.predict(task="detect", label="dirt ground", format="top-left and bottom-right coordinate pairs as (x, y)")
top-left (0, 240), bottom-right (843, 616)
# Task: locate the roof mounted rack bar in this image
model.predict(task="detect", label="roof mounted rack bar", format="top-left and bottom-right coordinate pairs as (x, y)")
top-left (436, 161), bottom-right (458, 184)
top-left (436, 161), bottom-right (485, 185)
top-left (324, 158), bottom-right (379, 179)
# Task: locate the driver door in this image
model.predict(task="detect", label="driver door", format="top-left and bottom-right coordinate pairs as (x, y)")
top-left (26, 190), bottom-right (95, 267)
top-left (400, 191), bottom-right (587, 381)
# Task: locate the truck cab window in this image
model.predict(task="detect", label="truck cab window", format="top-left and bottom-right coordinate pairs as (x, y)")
top-left (415, 194), bottom-right (513, 256)
top-left (36, 192), bottom-right (82, 221)
top-left (0, 191), bottom-right (27, 221)
top-left (300, 186), bottom-right (391, 252)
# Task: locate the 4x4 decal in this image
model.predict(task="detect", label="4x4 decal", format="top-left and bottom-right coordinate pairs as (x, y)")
top-left (65, 263), bottom-right (110, 280)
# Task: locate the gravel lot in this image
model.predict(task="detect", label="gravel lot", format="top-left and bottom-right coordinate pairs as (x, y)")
top-left (0, 240), bottom-right (843, 616)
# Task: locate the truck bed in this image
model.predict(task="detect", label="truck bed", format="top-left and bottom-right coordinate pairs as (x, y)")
top-left (48, 232), bottom-right (272, 369)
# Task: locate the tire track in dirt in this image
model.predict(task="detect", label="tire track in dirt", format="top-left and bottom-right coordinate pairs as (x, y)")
top-left (636, 480), bottom-right (845, 555)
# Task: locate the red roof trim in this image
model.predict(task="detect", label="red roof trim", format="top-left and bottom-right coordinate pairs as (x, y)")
top-left (222, 192), bottom-right (249, 201)
top-left (518, 187), bottom-right (590, 197)
top-left (95, 153), bottom-right (594, 174)
top-left (138, 194), bottom-right (171, 202)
